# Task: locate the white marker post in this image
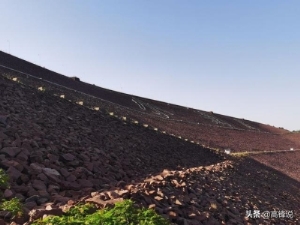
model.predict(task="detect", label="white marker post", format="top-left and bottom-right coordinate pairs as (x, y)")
top-left (225, 149), bottom-right (231, 154)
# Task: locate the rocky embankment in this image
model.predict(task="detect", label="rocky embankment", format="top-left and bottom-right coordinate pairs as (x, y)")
top-left (0, 75), bottom-right (299, 225)
top-left (1, 49), bottom-right (300, 152)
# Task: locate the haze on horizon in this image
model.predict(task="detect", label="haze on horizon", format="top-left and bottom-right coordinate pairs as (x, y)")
top-left (0, 0), bottom-right (299, 131)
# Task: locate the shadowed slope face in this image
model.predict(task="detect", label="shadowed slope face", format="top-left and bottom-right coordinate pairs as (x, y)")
top-left (1, 50), bottom-right (299, 152)
top-left (0, 74), bottom-right (300, 225)
top-left (0, 76), bottom-right (224, 183)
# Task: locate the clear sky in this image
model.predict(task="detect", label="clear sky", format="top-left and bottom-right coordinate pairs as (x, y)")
top-left (1, 1), bottom-right (299, 131)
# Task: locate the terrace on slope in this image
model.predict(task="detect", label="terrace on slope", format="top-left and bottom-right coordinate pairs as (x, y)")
top-left (0, 71), bottom-right (299, 225)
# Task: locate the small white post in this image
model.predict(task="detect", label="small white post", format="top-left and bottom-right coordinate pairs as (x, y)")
top-left (225, 149), bottom-right (231, 154)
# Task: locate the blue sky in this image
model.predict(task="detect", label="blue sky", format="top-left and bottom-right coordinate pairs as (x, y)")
top-left (1, 1), bottom-right (299, 131)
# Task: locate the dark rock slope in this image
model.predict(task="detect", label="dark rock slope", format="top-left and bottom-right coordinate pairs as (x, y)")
top-left (0, 72), bottom-right (299, 224)
top-left (1, 50), bottom-right (300, 152)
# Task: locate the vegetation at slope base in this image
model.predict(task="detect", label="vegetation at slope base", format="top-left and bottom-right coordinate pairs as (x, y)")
top-left (32, 200), bottom-right (170, 225)
top-left (0, 168), bottom-right (169, 225)
top-left (0, 169), bottom-right (23, 218)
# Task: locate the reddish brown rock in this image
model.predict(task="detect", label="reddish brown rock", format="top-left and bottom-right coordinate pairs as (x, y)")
top-left (0, 147), bottom-right (22, 158)
top-left (47, 154), bottom-right (59, 163)
top-left (3, 189), bottom-right (14, 199)
top-left (125, 184), bottom-right (134, 191)
top-left (20, 174), bottom-right (30, 183)
top-left (13, 214), bottom-right (29, 225)
top-left (38, 190), bottom-right (50, 198)
top-left (27, 188), bottom-right (39, 197)
top-left (154, 175), bottom-right (164, 181)
top-left (12, 184), bottom-right (28, 194)
top-left (66, 174), bottom-right (77, 182)
top-left (52, 194), bottom-right (70, 204)
top-left (15, 193), bottom-right (25, 202)
top-left (7, 166), bottom-right (22, 180)
top-left (68, 181), bottom-right (81, 191)
top-left (24, 201), bottom-right (37, 210)
top-left (1, 160), bottom-right (23, 172)
top-left (116, 190), bottom-right (129, 198)
top-left (84, 161), bottom-right (93, 171)
top-left (116, 180), bottom-right (126, 188)
top-left (61, 153), bottom-right (76, 161)
top-left (16, 152), bottom-right (29, 161)
top-left (29, 163), bottom-right (44, 174)
top-left (37, 173), bottom-right (48, 182)
top-left (174, 199), bottom-right (183, 206)
top-left (85, 196), bottom-right (106, 207)
top-left (11, 138), bottom-right (21, 147)
top-left (32, 179), bottom-right (47, 190)
top-left (154, 196), bottom-right (164, 201)
top-left (42, 168), bottom-right (61, 183)
top-left (77, 179), bottom-right (93, 188)
top-left (28, 208), bottom-right (63, 221)
top-left (48, 185), bottom-right (60, 193)
top-left (59, 168), bottom-right (70, 178)
top-left (0, 210), bottom-right (12, 219)
top-left (142, 195), bottom-right (153, 205)
top-left (171, 179), bottom-right (181, 188)
top-left (106, 191), bottom-right (120, 200)
top-left (168, 211), bottom-right (177, 219)
top-left (148, 204), bottom-right (156, 209)
top-left (85, 196), bottom-right (123, 207)
top-left (157, 189), bottom-right (164, 198)
top-left (42, 167), bottom-right (60, 176)
top-left (21, 141), bottom-right (32, 151)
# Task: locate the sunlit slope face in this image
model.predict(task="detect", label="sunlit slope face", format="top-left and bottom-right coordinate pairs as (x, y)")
top-left (0, 50), bottom-right (280, 130)
top-left (282, 132), bottom-right (300, 146)
top-left (0, 50), bottom-right (298, 152)
top-left (251, 151), bottom-right (300, 182)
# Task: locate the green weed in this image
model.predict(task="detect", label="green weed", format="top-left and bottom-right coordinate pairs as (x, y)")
top-left (0, 169), bottom-right (23, 217)
top-left (0, 197), bottom-right (23, 217)
top-left (0, 169), bottom-right (9, 188)
top-left (32, 199), bottom-right (170, 225)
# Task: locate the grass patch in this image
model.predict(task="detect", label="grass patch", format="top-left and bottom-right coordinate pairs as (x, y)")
top-left (32, 199), bottom-right (170, 225)
top-left (0, 169), bottom-right (9, 189)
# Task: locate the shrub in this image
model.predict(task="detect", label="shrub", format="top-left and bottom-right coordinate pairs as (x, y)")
top-left (0, 198), bottom-right (23, 217)
top-left (0, 169), bottom-right (9, 189)
top-left (32, 199), bottom-right (170, 225)
top-left (0, 169), bottom-right (23, 217)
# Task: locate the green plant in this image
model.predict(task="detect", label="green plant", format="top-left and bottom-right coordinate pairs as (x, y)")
top-left (0, 169), bottom-right (23, 218)
top-left (32, 199), bottom-right (170, 225)
top-left (0, 197), bottom-right (23, 217)
top-left (0, 169), bottom-right (9, 188)
top-left (67, 203), bottom-right (97, 218)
